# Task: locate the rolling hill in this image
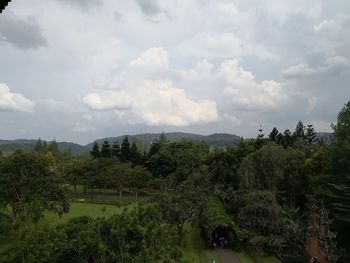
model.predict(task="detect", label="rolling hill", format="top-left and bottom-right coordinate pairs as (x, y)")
top-left (85, 132), bottom-right (242, 150)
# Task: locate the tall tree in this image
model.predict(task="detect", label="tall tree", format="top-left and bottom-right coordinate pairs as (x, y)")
top-left (111, 141), bottom-right (121, 158)
top-left (293, 120), bottom-right (305, 141)
top-left (327, 101), bottom-right (350, 256)
top-left (282, 129), bottom-right (293, 148)
top-left (120, 136), bottom-right (130, 162)
top-left (100, 140), bottom-right (112, 158)
top-left (34, 138), bottom-right (44, 152)
top-left (90, 141), bottom-right (100, 159)
top-left (129, 141), bottom-right (141, 165)
top-left (269, 127), bottom-right (279, 142)
top-left (48, 139), bottom-right (59, 155)
top-left (255, 125), bottom-right (265, 149)
top-left (305, 124), bottom-right (317, 145)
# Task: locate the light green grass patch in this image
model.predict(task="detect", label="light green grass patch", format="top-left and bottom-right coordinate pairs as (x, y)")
top-left (43, 201), bottom-right (137, 224)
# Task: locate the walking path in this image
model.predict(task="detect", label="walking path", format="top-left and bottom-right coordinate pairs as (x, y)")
top-left (216, 248), bottom-right (241, 263)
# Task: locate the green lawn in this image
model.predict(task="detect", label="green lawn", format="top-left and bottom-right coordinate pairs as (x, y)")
top-left (237, 249), bottom-right (281, 263)
top-left (43, 201), bottom-right (137, 224)
top-left (181, 222), bottom-right (221, 263)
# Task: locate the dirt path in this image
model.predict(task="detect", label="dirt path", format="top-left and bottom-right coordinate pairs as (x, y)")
top-left (216, 248), bottom-right (241, 263)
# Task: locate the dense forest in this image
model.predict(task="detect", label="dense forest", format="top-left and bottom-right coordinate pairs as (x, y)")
top-left (0, 101), bottom-right (350, 263)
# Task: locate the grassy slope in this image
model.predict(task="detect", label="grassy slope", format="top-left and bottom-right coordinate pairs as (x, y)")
top-left (237, 250), bottom-right (281, 263)
top-left (181, 222), bottom-right (221, 263)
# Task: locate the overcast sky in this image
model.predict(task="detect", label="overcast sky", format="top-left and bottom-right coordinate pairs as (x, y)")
top-left (0, 0), bottom-right (349, 144)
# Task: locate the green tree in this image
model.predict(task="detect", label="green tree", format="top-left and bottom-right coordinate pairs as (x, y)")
top-left (0, 151), bottom-right (69, 231)
top-left (293, 120), bottom-right (305, 141)
top-left (269, 127), bottom-right (279, 142)
top-left (100, 140), bottom-right (112, 158)
top-left (111, 141), bottom-right (121, 158)
top-left (120, 136), bottom-right (130, 162)
top-left (48, 139), bottom-right (59, 155)
top-left (129, 140), bottom-right (141, 165)
top-left (90, 141), bottom-right (100, 159)
top-left (327, 101), bottom-right (350, 256)
top-left (305, 124), bottom-right (317, 146)
top-left (34, 138), bottom-right (44, 152)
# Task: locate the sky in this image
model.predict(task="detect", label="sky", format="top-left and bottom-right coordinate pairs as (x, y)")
top-left (0, 0), bottom-right (349, 144)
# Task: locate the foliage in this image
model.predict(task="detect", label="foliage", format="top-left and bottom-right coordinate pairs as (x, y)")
top-left (1, 205), bottom-right (183, 263)
top-left (199, 196), bottom-right (241, 245)
top-left (0, 151), bottom-right (69, 231)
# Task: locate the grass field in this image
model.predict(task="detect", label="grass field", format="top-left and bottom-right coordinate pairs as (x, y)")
top-left (43, 201), bottom-right (137, 224)
top-left (237, 249), bottom-right (281, 263)
top-left (181, 222), bottom-right (222, 263)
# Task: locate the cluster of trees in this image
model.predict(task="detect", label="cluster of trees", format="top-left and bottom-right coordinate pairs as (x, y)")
top-left (1, 205), bottom-right (184, 263)
top-left (1, 101), bottom-right (350, 262)
top-left (90, 137), bottom-right (146, 165)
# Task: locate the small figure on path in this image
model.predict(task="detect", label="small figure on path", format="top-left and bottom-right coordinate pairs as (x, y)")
top-left (219, 236), bottom-right (224, 248)
top-left (211, 258), bottom-right (216, 263)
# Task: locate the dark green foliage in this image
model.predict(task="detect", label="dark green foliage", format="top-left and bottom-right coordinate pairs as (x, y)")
top-left (155, 173), bottom-right (209, 244)
top-left (1, 205), bottom-right (183, 263)
top-left (90, 141), bottom-right (100, 159)
top-left (34, 138), bottom-right (44, 152)
top-left (100, 140), bottom-right (112, 158)
top-left (255, 126), bottom-right (266, 149)
top-left (146, 141), bottom-right (208, 181)
top-left (206, 147), bottom-right (240, 191)
top-left (200, 196), bottom-right (241, 245)
top-left (269, 127), bottom-right (279, 142)
top-left (111, 141), bottom-right (121, 158)
top-left (130, 141), bottom-right (141, 165)
top-left (305, 124), bottom-right (317, 145)
top-left (282, 129), bottom-right (293, 148)
top-left (293, 120), bottom-right (305, 141)
top-left (120, 136), bottom-right (130, 162)
top-left (0, 151), bottom-right (69, 230)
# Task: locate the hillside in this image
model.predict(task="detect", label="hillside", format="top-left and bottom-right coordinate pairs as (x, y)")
top-left (0, 139), bottom-right (88, 155)
top-left (86, 132), bottom-right (242, 149)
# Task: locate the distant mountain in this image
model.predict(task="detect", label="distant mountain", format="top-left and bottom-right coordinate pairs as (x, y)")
top-left (316, 132), bottom-right (333, 142)
top-left (0, 139), bottom-right (88, 155)
top-left (86, 132), bottom-right (241, 149)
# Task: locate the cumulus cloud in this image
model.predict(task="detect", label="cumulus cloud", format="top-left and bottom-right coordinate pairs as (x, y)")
top-left (83, 90), bottom-right (132, 111)
top-left (219, 60), bottom-right (289, 110)
top-left (282, 56), bottom-right (349, 78)
top-left (312, 13), bottom-right (350, 57)
top-left (130, 47), bottom-right (169, 70)
top-left (0, 12), bottom-right (47, 49)
top-left (134, 80), bottom-right (219, 126)
top-left (0, 83), bottom-right (35, 112)
top-left (178, 32), bottom-right (276, 60)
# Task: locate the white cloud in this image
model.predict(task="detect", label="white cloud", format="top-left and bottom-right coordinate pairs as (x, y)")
top-left (178, 32), bottom-right (276, 60)
top-left (83, 90), bottom-right (132, 111)
top-left (0, 83), bottom-right (35, 112)
top-left (282, 56), bottom-right (349, 78)
top-left (73, 122), bottom-right (97, 133)
top-left (261, 0), bottom-right (322, 24)
top-left (312, 14), bottom-right (350, 57)
top-left (134, 80), bottom-right (219, 126)
top-left (219, 60), bottom-right (288, 110)
top-left (130, 47), bottom-right (169, 70)
top-left (222, 113), bottom-right (242, 125)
